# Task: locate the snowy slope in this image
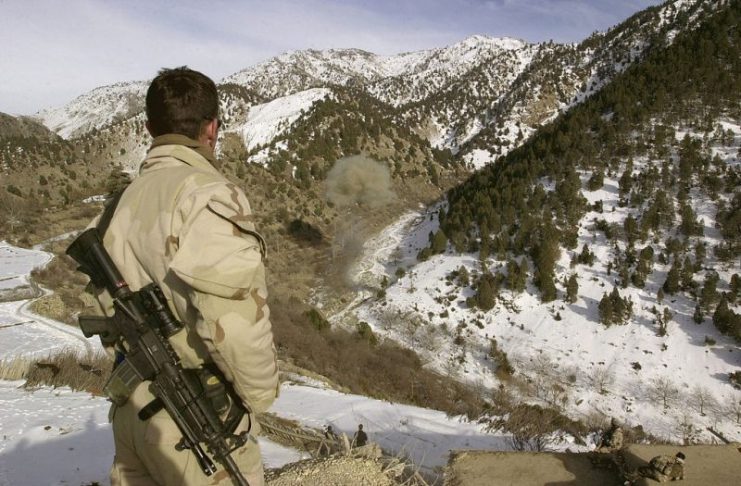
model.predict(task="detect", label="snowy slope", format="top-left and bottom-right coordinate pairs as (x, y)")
top-left (0, 241), bottom-right (50, 292)
top-left (239, 88), bottom-right (332, 153)
top-left (341, 120), bottom-right (741, 445)
top-left (34, 81), bottom-right (148, 140)
top-left (0, 241), bottom-right (99, 360)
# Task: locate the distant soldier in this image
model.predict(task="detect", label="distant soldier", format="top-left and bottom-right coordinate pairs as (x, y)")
top-left (597, 418), bottom-right (624, 452)
top-left (639, 451), bottom-right (685, 482)
top-left (319, 425), bottom-right (338, 456)
top-left (324, 425), bottom-right (338, 442)
top-left (353, 423), bottom-right (368, 447)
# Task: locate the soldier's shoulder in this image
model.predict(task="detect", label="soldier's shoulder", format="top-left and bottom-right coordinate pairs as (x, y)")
top-left (179, 171), bottom-right (247, 204)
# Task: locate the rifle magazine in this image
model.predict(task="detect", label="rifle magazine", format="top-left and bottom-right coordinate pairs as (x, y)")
top-left (104, 359), bottom-right (143, 406)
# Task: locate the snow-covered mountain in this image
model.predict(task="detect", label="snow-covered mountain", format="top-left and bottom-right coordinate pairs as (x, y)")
top-left (34, 81), bottom-right (148, 140)
top-left (222, 36), bottom-right (530, 107)
top-left (30, 0), bottom-right (722, 175)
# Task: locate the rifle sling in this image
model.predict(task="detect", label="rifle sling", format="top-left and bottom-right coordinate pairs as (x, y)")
top-left (97, 190), bottom-right (124, 237)
top-left (138, 398), bottom-right (164, 421)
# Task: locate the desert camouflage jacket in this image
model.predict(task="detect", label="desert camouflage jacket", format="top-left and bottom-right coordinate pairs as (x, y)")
top-left (88, 134), bottom-right (279, 414)
top-left (650, 455), bottom-right (684, 478)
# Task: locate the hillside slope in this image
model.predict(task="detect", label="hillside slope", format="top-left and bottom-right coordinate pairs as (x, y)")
top-left (345, 0), bottom-right (741, 445)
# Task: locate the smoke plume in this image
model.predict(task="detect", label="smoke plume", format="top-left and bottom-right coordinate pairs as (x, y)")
top-left (325, 155), bottom-right (395, 208)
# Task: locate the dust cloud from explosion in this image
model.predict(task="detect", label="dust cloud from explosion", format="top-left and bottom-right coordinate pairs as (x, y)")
top-left (325, 155), bottom-right (396, 208)
top-left (324, 155), bottom-right (396, 288)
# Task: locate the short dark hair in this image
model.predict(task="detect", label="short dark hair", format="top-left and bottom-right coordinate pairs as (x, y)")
top-left (146, 66), bottom-right (218, 138)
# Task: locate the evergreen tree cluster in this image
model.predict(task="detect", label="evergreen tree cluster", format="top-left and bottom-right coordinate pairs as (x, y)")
top-left (429, 1), bottom-right (741, 319)
top-left (258, 88), bottom-right (462, 191)
top-left (598, 288), bottom-right (634, 327)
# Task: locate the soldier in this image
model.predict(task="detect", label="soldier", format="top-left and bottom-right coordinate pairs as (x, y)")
top-left (353, 423), bottom-right (368, 447)
top-left (87, 67), bottom-right (279, 485)
top-left (325, 425), bottom-right (338, 442)
top-left (639, 451), bottom-right (686, 482)
top-left (597, 417), bottom-right (624, 452)
top-left (319, 425), bottom-right (338, 455)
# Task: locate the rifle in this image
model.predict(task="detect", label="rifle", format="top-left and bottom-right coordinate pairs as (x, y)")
top-left (67, 228), bottom-right (250, 486)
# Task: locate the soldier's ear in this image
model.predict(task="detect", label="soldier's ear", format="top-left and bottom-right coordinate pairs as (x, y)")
top-left (201, 118), bottom-right (219, 150)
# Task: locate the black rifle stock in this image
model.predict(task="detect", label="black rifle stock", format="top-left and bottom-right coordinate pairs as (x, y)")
top-left (67, 228), bottom-right (249, 486)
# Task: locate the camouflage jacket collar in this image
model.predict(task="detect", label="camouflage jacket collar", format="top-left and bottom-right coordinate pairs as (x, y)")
top-left (143, 134), bottom-right (221, 173)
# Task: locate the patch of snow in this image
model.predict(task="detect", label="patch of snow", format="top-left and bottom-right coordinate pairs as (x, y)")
top-left (241, 88), bottom-right (331, 152)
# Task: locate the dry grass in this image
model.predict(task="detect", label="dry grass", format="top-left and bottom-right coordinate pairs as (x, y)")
top-left (0, 355), bottom-right (33, 380)
top-left (0, 348), bottom-right (113, 395)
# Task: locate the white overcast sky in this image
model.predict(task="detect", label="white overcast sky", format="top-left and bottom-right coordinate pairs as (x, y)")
top-left (0, 0), bottom-right (663, 115)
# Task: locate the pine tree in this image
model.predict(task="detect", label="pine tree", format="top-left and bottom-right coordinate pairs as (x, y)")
top-left (565, 274), bottom-right (578, 303)
top-left (663, 262), bottom-right (680, 294)
top-left (476, 274), bottom-right (497, 311)
top-left (694, 242), bottom-right (706, 270)
top-left (660, 307), bottom-right (673, 336)
top-left (599, 293), bottom-right (614, 326)
top-left (587, 170), bottom-right (604, 191)
top-left (730, 274), bottom-right (740, 304)
top-left (693, 304), bottom-right (704, 324)
top-left (431, 230), bottom-right (448, 254)
top-left (713, 295), bottom-right (740, 341)
top-left (624, 214), bottom-right (638, 244)
top-left (577, 244), bottom-right (595, 266)
top-left (700, 271), bottom-right (720, 312)
top-left (680, 255), bottom-right (695, 291)
top-left (509, 258), bottom-right (528, 293)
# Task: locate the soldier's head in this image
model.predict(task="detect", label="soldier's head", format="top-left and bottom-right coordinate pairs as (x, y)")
top-left (358, 424), bottom-right (363, 430)
top-left (675, 452), bottom-right (685, 462)
top-left (145, 66), bottom-right (220, 148)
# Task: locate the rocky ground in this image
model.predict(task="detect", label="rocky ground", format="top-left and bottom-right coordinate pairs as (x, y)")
top-left (266, 455), bottom-right (399, 486)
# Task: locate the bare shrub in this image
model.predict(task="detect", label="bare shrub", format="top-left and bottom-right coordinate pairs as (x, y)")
top-left (415, 322), bottom-right (442, 352)
top-left (0, 191), bottom-right (31, 235)
top-left (647, 376), bottom-right (680, 410)
top-left (527, 354), bottom-right (556, 400)
top-left (590, 365), bottom-right (616, 395)
top-left (543, 382), bottom-right (568, 409)
top-left (488, 338), bottom-right (514, 378)
top-left (726, 394), bottom-right (741, 424)
top-left (676, 414), bottom-right (702, 445)
top-left (503, 404), bottom-right (570, 452)
top-left (583, 410), bottom-right (610, 433)
top-left (689, 385), bottom-right (718, 416)
top-left (559, 364), bottom-right (582, 388)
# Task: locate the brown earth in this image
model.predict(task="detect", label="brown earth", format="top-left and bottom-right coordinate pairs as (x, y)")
top-left (444, 444), bottom-right (741, 486)
top-left (266, 455), bottom-right (397, 486)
